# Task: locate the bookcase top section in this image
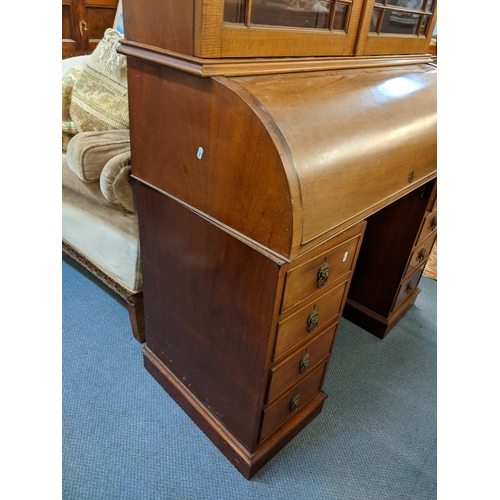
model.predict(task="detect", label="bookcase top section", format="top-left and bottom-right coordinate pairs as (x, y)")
top-left (121, 0), bottom-right (437, 60)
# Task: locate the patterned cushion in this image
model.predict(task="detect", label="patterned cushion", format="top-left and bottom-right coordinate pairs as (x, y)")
top-left (62, 132), bottom-right (73, 151)
top-left (70, 29), bottom-right (129, 132)
top-left (62, 67), bottom-right (81, 136)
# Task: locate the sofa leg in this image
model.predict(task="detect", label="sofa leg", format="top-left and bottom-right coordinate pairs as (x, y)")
top-left (127, 293), bottom-right (146, 343)
top-left (63, 241), bottom-right (146, 343)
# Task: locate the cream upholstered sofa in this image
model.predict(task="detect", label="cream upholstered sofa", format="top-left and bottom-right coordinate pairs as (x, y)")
top-left (62, 41), bottom-right (144, 342)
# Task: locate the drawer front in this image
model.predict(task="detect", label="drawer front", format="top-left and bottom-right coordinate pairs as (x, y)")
top-left (416, 209), bottom-right (437, 246)
top-left (405, 234), bottom-right (436, 279)
top-left (427, 182), bottom-right (437, 212)
top-left (275, 280), bottom-right (347, 359)
top-left (282, 235), bottom-right (361, 312)
top-left (393, 266), bottom-right (424, 311)
top-left (267, 324), bottom-right (337, 404)
top-left (431, 196), bottom-right (437, 212)
top-left (260, 362), bottom-right (327, 442)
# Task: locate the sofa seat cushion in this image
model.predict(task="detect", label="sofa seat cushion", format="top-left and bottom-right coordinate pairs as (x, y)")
top-left (66, 130), bottom-right (130, 183)
top-left (62, 194), bottom-right (142, 292)
top-left (62, 184), bottom-right (142, 293)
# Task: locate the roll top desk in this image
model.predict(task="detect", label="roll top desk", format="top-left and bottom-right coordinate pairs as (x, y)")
top-left (119, 0), bottom-right (437, 478)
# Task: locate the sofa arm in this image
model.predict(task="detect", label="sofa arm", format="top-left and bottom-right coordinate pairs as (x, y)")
top-left (62, 55), bottom-right (90, 76)
top-left (100, 150), bottom-right (136, 213)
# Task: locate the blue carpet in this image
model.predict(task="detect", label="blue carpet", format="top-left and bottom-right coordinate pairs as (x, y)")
top-left (62, 254), bottom-right (436, 499)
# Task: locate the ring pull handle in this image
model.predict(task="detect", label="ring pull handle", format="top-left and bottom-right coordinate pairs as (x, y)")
top-left (306, 309), bottom-right (319, 333)
top-left (299, 354), bottom-right (310, 375)
top-left (405, 281), bottom-right (414, 294)
top-left (289, 394), bottom-right (300, 413)
top-left (430, 216), bottom-right (437, 230)
top-left (317, 262), bottom-right (329, 289)
top-left (417, 248), bottom-right (427, 263)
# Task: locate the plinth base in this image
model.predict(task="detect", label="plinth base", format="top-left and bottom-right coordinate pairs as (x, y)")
top-left (343, 287), bottom-right (421, 339)
top-left (143, 346), bottom-right (328, 479)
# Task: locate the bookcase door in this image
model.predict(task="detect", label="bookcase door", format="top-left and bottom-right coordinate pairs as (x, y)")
top-left (355, 0), bottom-right (437, 55)
top-left (195, 0), bottom-right (365, 58)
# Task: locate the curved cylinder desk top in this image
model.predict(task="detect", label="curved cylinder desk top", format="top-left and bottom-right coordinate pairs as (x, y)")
top-left (127, 60), bottom-right (437, 260)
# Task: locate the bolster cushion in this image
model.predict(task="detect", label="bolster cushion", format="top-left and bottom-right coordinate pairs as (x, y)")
top-left (66, 129), bottom-right (130, 183)
top-left (100, 150), bottom-right (136, 213)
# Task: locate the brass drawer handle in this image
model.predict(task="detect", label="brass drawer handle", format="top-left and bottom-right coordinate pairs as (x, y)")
top-left (405, 281), bottom-right (414, 294)
top-left (317, 262), bottom-right (329, 288)
top-left (299, 354), bottom-right (310, 374)
top-left (289, 394), bottom-right (300, 413)
top-left (430, 216), bottom-right (437, 230)
top-left (79, 20), bottom-right (88, 37)
top-left (417, 248), bottom-right (427, 263)
top-left (306, 309), bottom-right (319, 333)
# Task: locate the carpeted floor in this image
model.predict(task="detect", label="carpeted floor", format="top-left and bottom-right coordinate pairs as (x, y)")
top-left (62, 253), bottom-right (436, 499)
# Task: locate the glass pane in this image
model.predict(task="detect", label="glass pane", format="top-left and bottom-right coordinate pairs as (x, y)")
top-left (224, 0), bottom-right (246, 24)
top-left (380, 9), bottom-right (419, 34)
top-left (369, 8), bottom-right (382, 33)
top-left (386, 0), bottom-right (424, 8)
top-left (332, 2), bottom-right (349, 31)
top-left (251, 0), bottom-right (333, 30)
top-left (425, 0), bottom-right (435, 11)
top-left (419, 14), bottom-right (430, 35)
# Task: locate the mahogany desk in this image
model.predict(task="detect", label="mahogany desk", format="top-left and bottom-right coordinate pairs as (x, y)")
top-left (118, 2), bottom-right (437, 476)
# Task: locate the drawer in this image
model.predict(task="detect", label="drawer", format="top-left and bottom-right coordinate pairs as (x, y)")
top-left (426, 182), bottom-right (437, 212)
top-left (431, 196), bottom-right (437, 212)
top-left (416, 209), bottom-right (437, 246)
top-left (281, 235), bottom-right (361, 312)
top-left (275, 280), bottom-right (347, 359)
top-left (429, 192), bottom-right (437, 212)
top-left (393, 265), bottom-right (424, 311)
top-left (404, 234), bottom-right (436, 279)
top-left (267, 323), bottom-right (337, 404)
top-left (260, 361), bottom-right (327, 442)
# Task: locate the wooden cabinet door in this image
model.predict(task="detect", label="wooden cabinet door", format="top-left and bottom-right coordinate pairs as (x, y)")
top-left (62, 0), bottom-right (81, 58)
top-left (62, 0), bottom-right (118, 58)
top-left (196, 0), bottom-right (365, 58)
top-left (355, 0), bottom-right (437, 55)
top-left (83, 0), bottom-right (119, 53)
